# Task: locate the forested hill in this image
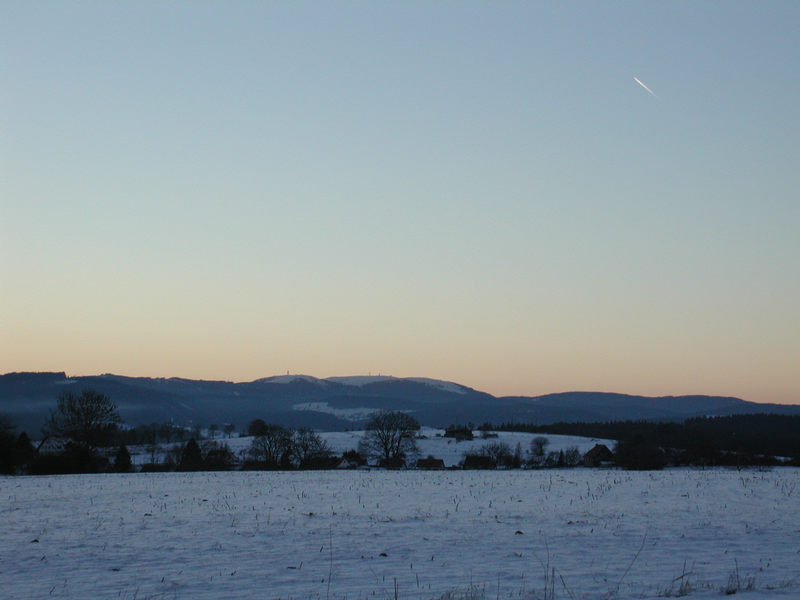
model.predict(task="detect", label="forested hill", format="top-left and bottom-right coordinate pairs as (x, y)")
top-left (2, 371), bottom-right (799, 435)
top-left (498, 414), bottom-right (800, 463)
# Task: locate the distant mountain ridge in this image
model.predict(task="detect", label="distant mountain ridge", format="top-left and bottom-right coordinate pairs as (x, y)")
top-left (2, 371), bottom-right (798, 435)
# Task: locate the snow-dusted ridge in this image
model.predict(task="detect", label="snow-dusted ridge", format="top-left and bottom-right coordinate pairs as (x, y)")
top-left (255, 374), bottom-right (470, 395)
top-left (404, 377), bottom-right (470, 395)
top-left (254, 374), bottom-right (322, 385)
top-left (325, 375), bottom-right (396, 386)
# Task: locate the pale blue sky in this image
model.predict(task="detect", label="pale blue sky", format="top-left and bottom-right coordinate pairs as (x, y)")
top-left (2, 2), bottom-right (798, 403)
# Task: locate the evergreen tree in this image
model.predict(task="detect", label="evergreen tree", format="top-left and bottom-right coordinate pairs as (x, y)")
top-left (114, 445), bottom-right (133, 472)
top-left (0, 415), bottom-right (17, 474)
top-left (179, 438), bottom-right (203, 471)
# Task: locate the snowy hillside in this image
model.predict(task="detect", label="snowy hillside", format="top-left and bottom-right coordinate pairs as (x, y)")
top-left (322, 428), bottom-right (610, 467)
top-left (128, 428), bottom-right (613, 468)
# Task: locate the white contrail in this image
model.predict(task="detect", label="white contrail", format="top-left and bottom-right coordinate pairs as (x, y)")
top-left (633, 76), bottom-right (658, 98)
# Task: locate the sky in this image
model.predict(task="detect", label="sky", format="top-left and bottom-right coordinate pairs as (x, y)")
top-left (1, 2), bottom-right (798, 404)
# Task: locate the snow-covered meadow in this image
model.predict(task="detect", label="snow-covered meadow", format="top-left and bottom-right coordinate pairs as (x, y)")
top-left (127, 428), bottom-right (613, 468)
top-left (2, 468), bottom-right (799, 599)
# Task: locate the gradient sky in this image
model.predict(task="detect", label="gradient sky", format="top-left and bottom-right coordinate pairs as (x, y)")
top-left (2, 2), bottom-right (798, 403)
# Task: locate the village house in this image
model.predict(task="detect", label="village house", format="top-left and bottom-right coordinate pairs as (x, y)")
top-left (583, 444), bottom-right (615, 467)
top-left (416, 456), bottom-right (445, 470)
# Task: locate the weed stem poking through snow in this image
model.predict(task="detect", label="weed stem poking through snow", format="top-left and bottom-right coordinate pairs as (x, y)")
top-left (609, 532), bottom-right (647, 598)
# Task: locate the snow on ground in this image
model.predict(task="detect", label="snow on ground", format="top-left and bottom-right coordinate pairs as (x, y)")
top-left (127, 429), bottom-right (612, 468)
top-left (322, 428), bottom-right (611, 467)
top-left (325, 375), bottom-right (396, 386)
top-left (291, 403), bottom-right (382, 423)
top-left (257, 374), bottom-right (470, 395)
top-left (404, 378), bottom-right (469, 394)
top-left (256, 375), bottom-right (322, 384)
top-left (323, 375), bottom-right (469, 393)
top-left (2, 469), bottom-right (799, 599)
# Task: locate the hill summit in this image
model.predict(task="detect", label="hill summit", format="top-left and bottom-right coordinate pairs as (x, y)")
top-left (2, 371), bottom-right (798, 434)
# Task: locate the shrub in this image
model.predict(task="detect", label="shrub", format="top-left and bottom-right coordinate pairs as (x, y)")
top-left (28, 443), bottom-right (109, 474)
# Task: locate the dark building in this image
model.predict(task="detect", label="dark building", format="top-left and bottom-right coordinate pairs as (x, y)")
top-left (583, 444), bottom-right (615, 467)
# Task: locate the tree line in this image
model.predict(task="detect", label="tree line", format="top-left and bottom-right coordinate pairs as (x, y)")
top-left (1, 390), bottom-right (585, 473)
top-left (495, 414), bottom-right (800, 468)
top-left (5, 389), bottom-right (798, 474)
top-left (0, 389), bottom-right (424, 474)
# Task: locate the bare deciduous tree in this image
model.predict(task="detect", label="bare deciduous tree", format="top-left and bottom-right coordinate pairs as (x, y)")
top-left (563, 445), bottom-right (581, 466)
top-left (478, 441), bottom-right (514, 467)
top-left (248, 424), bottom-right (292, 467)
top-left (43, 390), bottom-right (121, 447)
top-left (358, 411), bottom-right (420, 467)
top-left (529, 436), bottom-right (550, 465)
top-left (292, 428), bottom-right (332, 468)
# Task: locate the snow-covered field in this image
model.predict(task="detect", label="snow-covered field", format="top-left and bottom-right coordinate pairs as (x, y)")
top-left (2, 469), bottom-right (799, 599)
